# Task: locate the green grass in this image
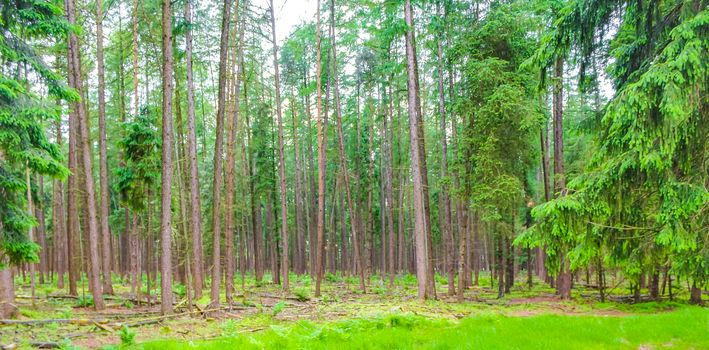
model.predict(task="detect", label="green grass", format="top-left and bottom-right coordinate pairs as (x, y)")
top-left (126, 307), bottom-right (709, 350)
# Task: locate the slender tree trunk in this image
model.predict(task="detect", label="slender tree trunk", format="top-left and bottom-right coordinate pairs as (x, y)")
top-left (330, 0), bottom-right (366, 291)
top-left (436, 1), bottom-right (454, 296)
top-left (314, 0), bottom-right (327, 297)
top-left (53, 118), bottom-right (67, 290)
top-left (95, 0), bottom-right (113, 295)
top-left (35, 176), bottom-right (48, 285)
top-left (268, 0), bottom-right (289, 289)
top-left (184, 0), bottom-right (204, 301)
top-left (66, 0), bottom-right (104, 309)
top-left (224, 1), bottom-right (245, 305)
top-left (385, 82), bottom-right (396, 287)
top-left (209, 0), bottom-right (233, 308)
top-left (404, 0), bottom-right (433, 299)
top-left (159, 0), bottom-right (175, 315)
top-left (553, 57), bottom-right (571, 300)
top-left (292, 98), bottom-right (306, 275)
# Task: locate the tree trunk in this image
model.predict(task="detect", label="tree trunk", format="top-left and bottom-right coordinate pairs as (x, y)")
top-left (209, 0), bottom-right (232, 309)
top-left (184, 0), bottom-right (204, 301)
top-left (159, 0), bottom-right (175, 315)
top-left (66, 0), bottom-right (104, 309)
top-left (314, 0), bottom-right (327, 297)
top-left (268, 0), bottom-right (289, 289)
top-left (553, 57), bottom-right (571, 300)
top-left (95, 0), bottom-right (113, 296)
top-left (404, 0), bottom-right (433, 300)
top-left (292, 98), bottom-right (306, 276)
top-left (53, 118), bottom-right (67, 290)
top-left (0, 264), bottom-right (16, 318)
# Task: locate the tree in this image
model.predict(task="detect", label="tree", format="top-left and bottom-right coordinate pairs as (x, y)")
top-left (269, 0), bottom-right (289, 290)
top-left (209, 0), bottom-right (233, 308)
top-left (96, 0), bottom-right (114, 295)
top-left (403, 0), bottom-right (434, 300)
top-left (183, 0), bottom-right (204, 300)
top-left (160, 0), bottom-right (175, 315)
top-left (0, 0), bottom-right (70, 317)
top-left (66, 0), bottom-right (105, 310)
top-left (313, 0), bottom-right (327, 297)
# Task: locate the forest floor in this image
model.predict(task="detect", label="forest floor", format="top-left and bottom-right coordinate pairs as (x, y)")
top-left (1, 272), bottom-right (707, 349)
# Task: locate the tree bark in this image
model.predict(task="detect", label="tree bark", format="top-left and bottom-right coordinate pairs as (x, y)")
top-left (553, 57), bottom-right (571, 300)
top-left (330, 0), bottom-right (366, 291)
top-left (269, 0), bottom-right (289, 290)
top-left (159, 0), bottom-right (175, 315)
top-left (404, 0), bottom-right (434, 300)
top-left (184, 0), bottom-right (205, 301)
top-left (224, 1), bottom-right (245, 304)
top-left (95, 0), bottom-right (113, 295)
top-left (314, 0), bottom-right (327, 297)
top-left (53, 118), bottom-right (67, 290)
top-left (66, 0), bottom-right (104, 309)
top-left (209, 0), bottom-right (233, 308)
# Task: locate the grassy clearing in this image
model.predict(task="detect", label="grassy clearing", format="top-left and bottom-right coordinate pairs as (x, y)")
top-left (128, 307), bottom-right (708, 350)
top-left (2, 272), bottom-right (706, 349)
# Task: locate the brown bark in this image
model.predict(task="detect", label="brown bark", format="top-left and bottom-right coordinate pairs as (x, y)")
top-left (269, 0), bottom-right (289, 289)
top-left (0, 264), bottom-right (16, 318)
top-left (436, 1), bottom-right (454, 296)
top-left (53, 119), bottom-right (67, 290)
top-left (224, 2), bottom-right (245, 304)
top-left (184, 0), bottom-right (204, 299)
top-left (553, 57), bottom-right (571, 300)
top-left (95, 0), bottom-right (113, 295)
top-left (330, 0), bottom-right (365, 291)
top-left (209, 0), bottom-right (232, 308)
top-left (404, 0), bottom-right (433, 299)
top-left (66, 0), bottom-right (104, 309)
top-left (292, 98), bottom-right (306, 275)
top-left (35, 176), bottom-right (48, 284)
top-left (385, 82), bottom-right (396, 287)
top-left (314, 0), bottom-right (327, 297)
top-left (159, 0), bottom-right (175, 315)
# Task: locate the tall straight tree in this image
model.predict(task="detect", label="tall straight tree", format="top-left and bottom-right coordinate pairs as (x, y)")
top-left (210, 0), bottom-right (232, 308)
top-left (269, 0), bottom-right (289, 290)
top-left (403, 0), bottom-right (434, 300)
top-left (313, 0), bottom-right (327, 297)
top-left (225, 0), bottom-right (245, 305)
top-left (183, 0), bottom-right (204, 299)
top-left (66, 0), bottom-right (105, 310)
top-left (95, 0), bottom-right (113, 295)
top-left (330, 0), bottom-right (365, 292)
top-left (436, 0), bottom-right (454, 296)
top-left (159, 0), bottom-right (175, 315)
top-left (552, 57), bottom-right (570, 299)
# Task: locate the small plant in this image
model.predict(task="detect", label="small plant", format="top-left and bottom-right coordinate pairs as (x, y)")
top-left (122, 300), bottom-right (135, 309)
top-left (174, 283), bottom-right (187, 298)
top-left (325, 272), bottom-right (341, 283)
top-left (75, 295), bottom-right (94, 308)
top-left (59, 307), bottom-right (73, 319)
top-left (221, 319), bottom-right (239, 337)
top-left (293, 288), bottom-right (311, 302)
top-left (272, 301), bottom-right (286, 316)
top-left (119, 325), bottom-right (136, 346)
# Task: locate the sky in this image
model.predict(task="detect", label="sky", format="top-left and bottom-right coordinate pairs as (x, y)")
top-left (268, 0), bottom-right (317, 44)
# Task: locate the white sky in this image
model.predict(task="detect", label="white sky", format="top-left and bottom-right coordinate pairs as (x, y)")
top-left (267, 0), bottom-right (317, 44)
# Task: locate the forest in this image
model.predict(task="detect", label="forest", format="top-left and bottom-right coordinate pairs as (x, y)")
top-left (0, 0), bottom-right (707, 348)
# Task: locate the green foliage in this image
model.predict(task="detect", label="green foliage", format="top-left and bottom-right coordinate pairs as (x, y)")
top-left (0, 0), bottom-right (70, 266)
top-left (115, 112), bottom-right (161, 212)
top-left (134, 308), bottom-right (709, 349)
top-left (272, 301), bottom-right (286, 317)
top-left (522, 0), bottom-right (709, 290)
top-left (120, 325), bottom-right (137, 346)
